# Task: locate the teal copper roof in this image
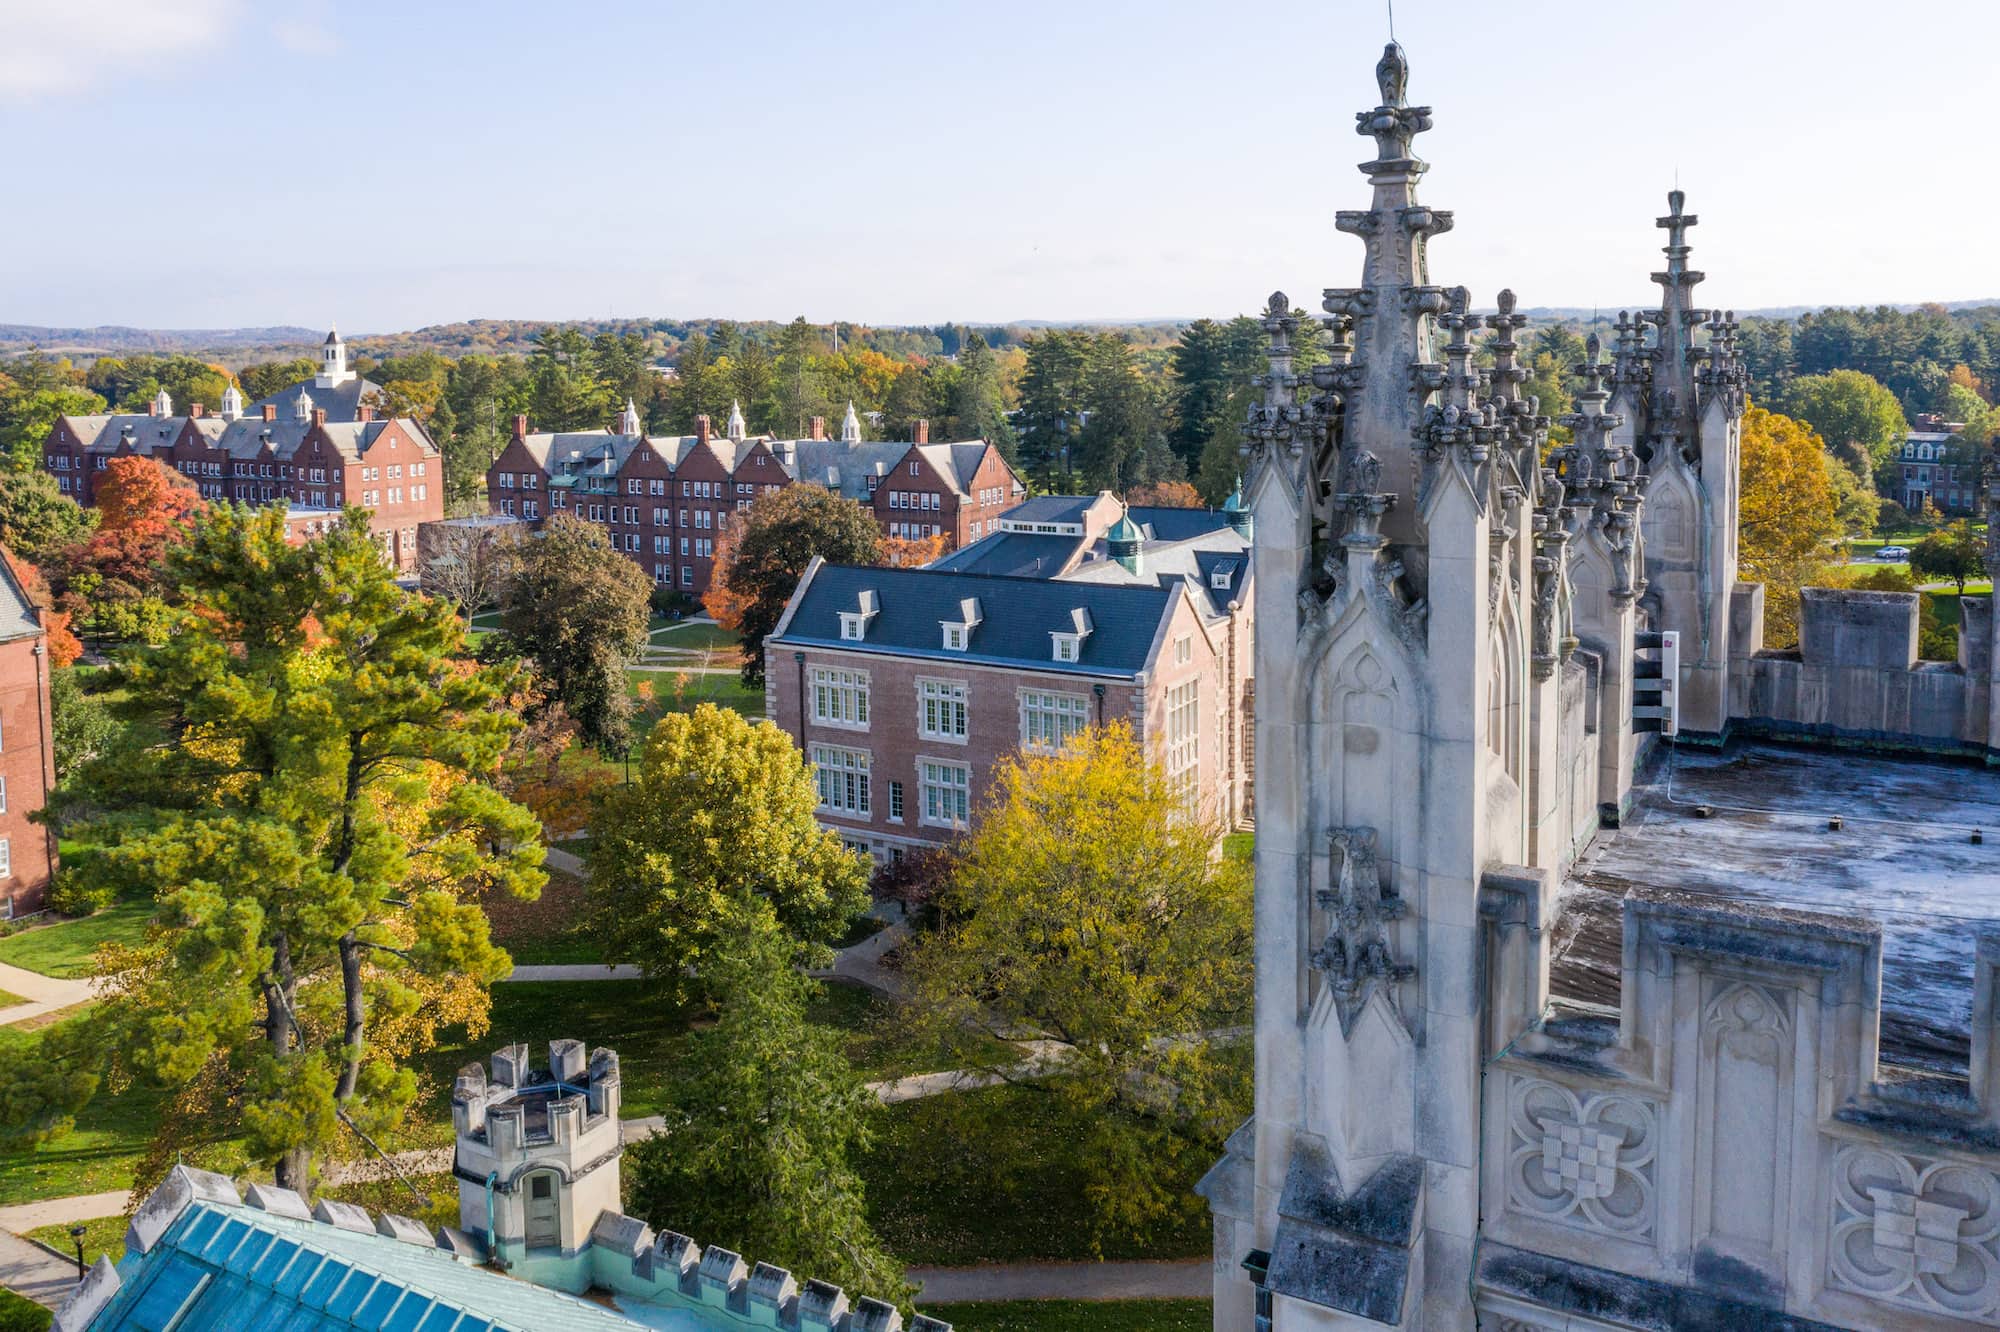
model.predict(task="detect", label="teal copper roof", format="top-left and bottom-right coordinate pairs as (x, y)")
top-left (77, 1199), bottom-right (663, 1332)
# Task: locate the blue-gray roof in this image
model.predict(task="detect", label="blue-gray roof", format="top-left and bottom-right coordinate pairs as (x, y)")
top-left (247, 376), bottom-right (383, 424)
top-left (1127, 506), bottom-right (1231, 542)
top-left (999, 495), bottom-right (1095, 526)
top-left (773, 563), bottom-right (1176, 677)
top-left (926, 532), bottom-right (1087, 578)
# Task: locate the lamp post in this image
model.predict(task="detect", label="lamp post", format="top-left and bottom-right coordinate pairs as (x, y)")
top-left (69, 1222), bottom-right (87, 1281)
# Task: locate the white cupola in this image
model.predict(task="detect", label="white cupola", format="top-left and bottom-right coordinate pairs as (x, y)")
top-left (840, 399), bottom-right (861, 444)
top-left (315, 326), bottom-right (355, 388)
top-left (294, 385), bottom-right (315, 421)
top-left (150, 387), bottom-right (173, 417)
top-left (220, 383), bottom-right (244, 420)
top-left (725, 399), bottom-right (747, 442)
top-left (618, 397), bottom-right (642, 437)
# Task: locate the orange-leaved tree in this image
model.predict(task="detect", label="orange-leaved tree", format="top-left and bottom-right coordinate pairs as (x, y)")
top-left (48, 456), bottom-right (207, 642)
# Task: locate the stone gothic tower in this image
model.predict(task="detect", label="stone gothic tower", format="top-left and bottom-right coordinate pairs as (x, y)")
top-left (1200, 44), bottom-right (1644, 1330)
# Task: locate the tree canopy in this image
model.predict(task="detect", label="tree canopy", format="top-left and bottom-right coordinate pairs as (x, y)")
top-left (1911, 520), bottom-right (1986, 595)
top-left (1738, 403), bottom-right (1845, 646)
top-left (622, 920), bottom-right (909, 1306)
top-left (30, 506), bottom-right (544, 1191)
top-left (902, 724), bottom-right (1252, 1241)
top-left (498, 512), bottom-right (652, 753)
top-left (583, 703), bottom-right (868, 999)
top-left (705, 484), bottom-right (881, 686)
top-left (1781, 370), bottom-right (1911, 468)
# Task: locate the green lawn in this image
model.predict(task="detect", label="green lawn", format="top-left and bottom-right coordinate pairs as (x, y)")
top-left (627, 669), bottom-right (764, 719)
top-left (0, 901), bottom-right (154, 979)
top-left (0, 1018), bottom-right (250, 1207)
top-left (861, 1085), bottom-right (1212, 1267)
top-left (1221, 832), bottom-right (1253, 864)
top-left (27, 1214), bottom-right (126, 1269)
top-left (0, 988), bottom-right (27, 1008)
top-left (924, 1302), bottom-right (1210, 1332)
top-left (0, 1286), bottom-right (51, 1332)
top-left (649, 620), bottom-right (740, 653)
top-left (483, 869), bottom-right (604, 966)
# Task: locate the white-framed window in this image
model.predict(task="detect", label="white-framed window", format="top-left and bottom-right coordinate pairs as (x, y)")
top-left (1175, 635), bottom-right (1193, 666)
top-left (918, 679), bottom-right (969, 742)
top-left (0, 837), bottom-right (11, 877)
top-left (1021, 689), bottom-right (1089, 751)
top-left (1053, 635), bottom-right (1079, 663)
top-left (812, 745), bottom-right (871, 815)
top-left (840, 614), bottom-right (866, 641)
top-left (0, 774), bottom-right (8, 813)
top-left (1166, 678), bottom-right (1200, 808)
top-left (811, 667), bottom-right (870, 728)
top-left (920, 759), bottom-right (970, 828)
top-left (943, 624), bottom-right (967, 651)
top-left (888, 780), bottom-right (904, 822)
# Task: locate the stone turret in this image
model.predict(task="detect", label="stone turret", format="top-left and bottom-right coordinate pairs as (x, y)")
top-left (452, 1038), bottom-right (623, 1262)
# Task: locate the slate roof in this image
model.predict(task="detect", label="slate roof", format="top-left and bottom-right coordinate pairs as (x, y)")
top-left (57, 413), bottom-right (190, 453)
top-left (998, 495), bottom-right (1097, 527)
top-left (912, 441), bottom-right (993, 496)
top-left (771, 561), bottom-right (1178, 677)
top-left (1127, 505), bottom-right (1233, 543)
top-left (783, 439), bottom-right (908, 500)
top-left (927, 532), bottom-right (1091, 578)
top-left (246, 376), bottom-right (384, 424)
top-left (0, 554), bottom-right (43, 644)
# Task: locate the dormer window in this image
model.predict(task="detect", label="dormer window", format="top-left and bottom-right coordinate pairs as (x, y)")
top-left (941, 596), bottom-right (982, 652)
top-left (840, 589), bottom-right (880, 642)
top-left (1051, 607), bottom-right (1094, 663)
top-left (1210, 561), bottom-right (1237, 590)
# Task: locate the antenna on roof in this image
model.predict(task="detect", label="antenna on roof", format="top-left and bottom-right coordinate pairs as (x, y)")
top-left (1386, 0), bottom-right (1395, 40)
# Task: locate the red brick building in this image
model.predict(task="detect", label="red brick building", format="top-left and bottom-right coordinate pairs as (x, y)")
top-left (765, 505), bottom-right (1255, 862)
top-left (486, 400), bottom-right (1022, 596)
top-left (0, 559), bottom-right (56, 919)
top-left (43, 395), bottom-right (443, 573)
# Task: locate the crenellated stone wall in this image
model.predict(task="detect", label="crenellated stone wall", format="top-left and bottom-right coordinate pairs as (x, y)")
top-left (1726, 587), bottom-right (1995, 756)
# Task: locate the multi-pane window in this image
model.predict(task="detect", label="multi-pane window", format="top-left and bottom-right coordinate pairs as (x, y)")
top-left (811, 668), bottom-right (870, 728)
top-left (1166, 679), bottom-right (1200, 808)
top-left (888, 780), bottom-right (905, 822)
top-left (812, 745), bottom-right (871, 815)
top-left (1021, 690), bottom-right (1089, 751)
top-left (919, 679), bottom-right (968, 741)
top-left (920, 760), bottom-right (970, 828)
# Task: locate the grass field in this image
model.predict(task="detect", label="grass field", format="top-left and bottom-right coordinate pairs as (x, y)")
top-left (28, 1214), bottom-right (126, 1269)
top-left (923, 1302), bottom-right (1210, 1332)
top-left (1221, 832), bottom-right (1253, 864)
top-left (861, 1085), bottom-right (1213, 1267)
top-left (0, 1286), bottom-right (51, 1332)
top-left (0, 988), bottom-right (27, 1008)
top-left (0, 901), bottom-right (153, 979)
top-left (627, 668), bottom-right (764, 719)
top-left (482, 869), bottom-right (603, 966)
top-left (649, 620), bottom-right (740, 653)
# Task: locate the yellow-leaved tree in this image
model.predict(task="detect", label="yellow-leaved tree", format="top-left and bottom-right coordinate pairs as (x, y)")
top-left (1738, 402), bottom-right (1845, 647)
top-left (901, 724), bottom-right (1252, 1248)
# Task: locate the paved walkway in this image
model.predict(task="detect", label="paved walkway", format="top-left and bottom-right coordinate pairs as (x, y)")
top-left (0, 1228), bottom-right (81, 1308)
top-left (0, 960), bottom-right (93, 1026)
top-left (910, 1259), bottom-right (1209, 1301)
top-left (504, 963), bottom-right (644, 982)
top-left (0, 1193), bottom-right (131, 1234)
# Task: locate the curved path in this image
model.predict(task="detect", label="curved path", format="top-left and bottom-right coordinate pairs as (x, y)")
top-left (0, 961), bottom-right (93, 1027)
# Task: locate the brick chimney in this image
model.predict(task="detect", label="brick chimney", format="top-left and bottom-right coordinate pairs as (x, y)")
top-left (312, 408), bottom-right (327, 427)
top-left (190, 403), bottom-right (205, 419)
top-left (358, 404), bottom-right (375, 423)
top-left (513, 414), bottom-right (529, 438)
top-left (262, 404), bottom-right (278, 422)
top-left (913, 419), bottom-right (929, 445)
top-left (696, 414), bottom-right (712, 446)
top-left (810, 416), bottom-right (826, 441)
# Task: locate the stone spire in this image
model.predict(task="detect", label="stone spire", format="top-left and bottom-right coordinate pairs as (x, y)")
top-left (840, 400), bottom-right (861, 444)
top-left (1322, 42), bottom-right (1455, 544)
top-left (618, 397), bottom-right (642, 437)
top-left (1647, 190), bottom-right (1708, 439)
top-left (725, 399), bottom-right (746, 442)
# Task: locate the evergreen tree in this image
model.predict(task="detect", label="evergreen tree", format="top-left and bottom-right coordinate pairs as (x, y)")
top-left (944, 333), bottom-right (1015, 455)
top-left (499, 513), bottom-right (651, 752)
top-left (38, 506), bottom-right (543, 1190)
top-left (623, 916), bottom-right (907, 1304)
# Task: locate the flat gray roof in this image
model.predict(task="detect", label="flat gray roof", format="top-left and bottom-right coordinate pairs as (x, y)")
top-left (1551, 742), bottom-right (2000, 1074)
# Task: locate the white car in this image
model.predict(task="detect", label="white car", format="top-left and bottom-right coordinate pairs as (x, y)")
top-left (1876, 545), bottom-right (1911, 561)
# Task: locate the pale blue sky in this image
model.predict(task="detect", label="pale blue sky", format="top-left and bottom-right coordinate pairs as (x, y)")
top-left (2, 0), bottom-right (1994, 331)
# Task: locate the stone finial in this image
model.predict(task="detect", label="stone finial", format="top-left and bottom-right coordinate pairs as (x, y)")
top-left (1376, 42), bottom-right (1409, 107)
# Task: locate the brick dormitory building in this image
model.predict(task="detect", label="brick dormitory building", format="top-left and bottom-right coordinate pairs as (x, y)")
top-left (484, 400), bottom-right (1023, 596)
top-left (41, 329), bottom-right (443, 573)
top-left (765, 490), bottom-right (1257, 861)
top-left (0, 556), bottom-right (57, 919)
